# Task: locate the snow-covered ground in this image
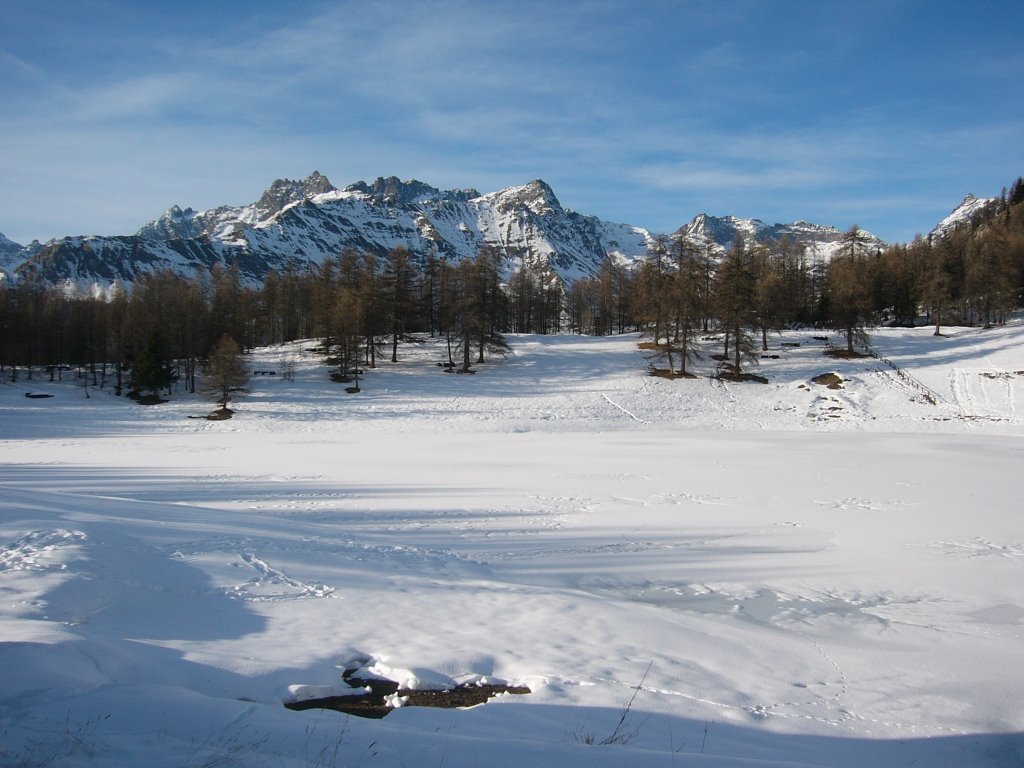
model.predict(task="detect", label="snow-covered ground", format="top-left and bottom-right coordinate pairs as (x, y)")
top-left (1, 324), bottom-right (1022, 767)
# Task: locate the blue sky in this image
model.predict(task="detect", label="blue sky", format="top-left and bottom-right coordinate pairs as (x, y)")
top-left (1, 0), bottom-right (1021, 246)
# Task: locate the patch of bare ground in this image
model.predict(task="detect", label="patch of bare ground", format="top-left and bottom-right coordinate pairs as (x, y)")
top-left (981, 371), bottom-right (1024, 379)
top-left (811, 373), bottom-right (844, 389)
top-left (717, 371), bottom-right (768, 384)
top-left (285, 675), bottom-right (531, 719)
top-left (824, 348), bottom-right (868, 359)
top-left (648, 367), bottom-right (698, 379)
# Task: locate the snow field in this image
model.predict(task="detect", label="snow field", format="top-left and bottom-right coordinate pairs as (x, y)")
top-left (1, 324), bottom-right (1022, 767)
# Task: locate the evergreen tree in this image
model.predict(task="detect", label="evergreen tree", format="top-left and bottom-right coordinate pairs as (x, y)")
top-left (132, 328), bottom-right (176, 396)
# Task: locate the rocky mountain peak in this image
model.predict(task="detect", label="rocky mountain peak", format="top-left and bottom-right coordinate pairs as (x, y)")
top-left (678, 212), bottom-right (751, 245)
top-left (483, 179), bottom-right (562, 216)
top-left (135, 205), bottom-right (202, 241)
top-left (256, 171), bottom-right (337, 219)
top-left (343, 177), bottom-right (443, 206)
top-left (929, 193), bottom-right (995, 241)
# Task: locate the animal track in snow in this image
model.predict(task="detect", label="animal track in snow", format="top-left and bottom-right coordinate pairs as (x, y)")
top-left (0, 529), bottom-right (87, 572)
top-left (923, 537), bottom-right (1024, 559)
top-left (225, 551), bottom-right (335, 601)
top-left (812, 497), bottom-right (907, 513)
top-left (651, 492), bottom-right (730, 506)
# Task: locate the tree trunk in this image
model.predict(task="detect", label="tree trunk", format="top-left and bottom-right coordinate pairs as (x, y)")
top-left (679, 326), bottom-right (689, 376)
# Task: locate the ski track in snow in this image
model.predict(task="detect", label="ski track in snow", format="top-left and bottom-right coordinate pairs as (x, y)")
top-left (949, 366), bottom-right (1020, 421)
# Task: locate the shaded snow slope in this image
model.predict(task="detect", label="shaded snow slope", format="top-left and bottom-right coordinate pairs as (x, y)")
top-left (1, 324), bottom-right (1022, 767)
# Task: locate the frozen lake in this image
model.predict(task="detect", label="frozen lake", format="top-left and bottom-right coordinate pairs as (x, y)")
top-left (2, 325), bottom-right (1022, 767)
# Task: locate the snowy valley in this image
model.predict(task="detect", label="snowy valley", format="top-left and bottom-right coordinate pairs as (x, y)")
top-left (1, 323), bottom-right (1022, 767)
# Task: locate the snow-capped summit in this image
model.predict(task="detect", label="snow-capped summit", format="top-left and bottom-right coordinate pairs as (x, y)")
top-left (676, 213), bottom-right (883, 261)
top-left (929, 194), bottom-right (995, 241)
top-left (478, 179), bottom-right (563, 217)
top-left (343, 176), bottom-right (475, 207)
top-left (136, 172), bottom-right (340, 244)
top-left (255, 170), bottom-right (337, 219)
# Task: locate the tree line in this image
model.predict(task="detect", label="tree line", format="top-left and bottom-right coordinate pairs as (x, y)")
top-left (0, 245), bottom-right (514, 394)
top-left (572, 178), bottom-right (1023, 374)
top-left (1, 178), bottom-right (1021, 391)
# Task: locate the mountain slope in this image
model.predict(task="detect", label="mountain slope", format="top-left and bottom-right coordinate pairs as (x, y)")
top-left (928, 194), bottom-right (996, 241)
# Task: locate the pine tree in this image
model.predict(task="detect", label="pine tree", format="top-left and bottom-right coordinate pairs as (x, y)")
top-left (132, 328), bottom-right (176, 396)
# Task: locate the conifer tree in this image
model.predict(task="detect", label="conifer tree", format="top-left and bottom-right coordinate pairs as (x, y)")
top-left (132, 328), bottom-right (176, 396)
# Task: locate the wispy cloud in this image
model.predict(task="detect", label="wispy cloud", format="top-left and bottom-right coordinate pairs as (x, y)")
top-left (70, 73), bottom-right (199, 121)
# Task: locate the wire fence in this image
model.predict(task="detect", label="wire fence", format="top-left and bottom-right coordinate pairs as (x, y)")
top-left (823, 334), bottom-right (940, 406)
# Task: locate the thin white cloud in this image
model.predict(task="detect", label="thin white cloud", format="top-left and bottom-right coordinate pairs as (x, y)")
top-left (0, 48), bottom-right (46, 80)
top-left (70, 73), bottom-right (199, 121)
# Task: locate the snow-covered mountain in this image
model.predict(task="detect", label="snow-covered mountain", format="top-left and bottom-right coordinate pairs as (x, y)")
top-left (928, 194), bottom-right (996, 241)
top-left (4, 174), bottom-right (657, 287)
top-left (3, 173), bottom-right (893, 287)
top-left (676, 213), bottom-right (884, 261)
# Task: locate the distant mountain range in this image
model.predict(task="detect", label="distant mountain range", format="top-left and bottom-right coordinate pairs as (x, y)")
top-left (0, 172), bottom-right (984, 288)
